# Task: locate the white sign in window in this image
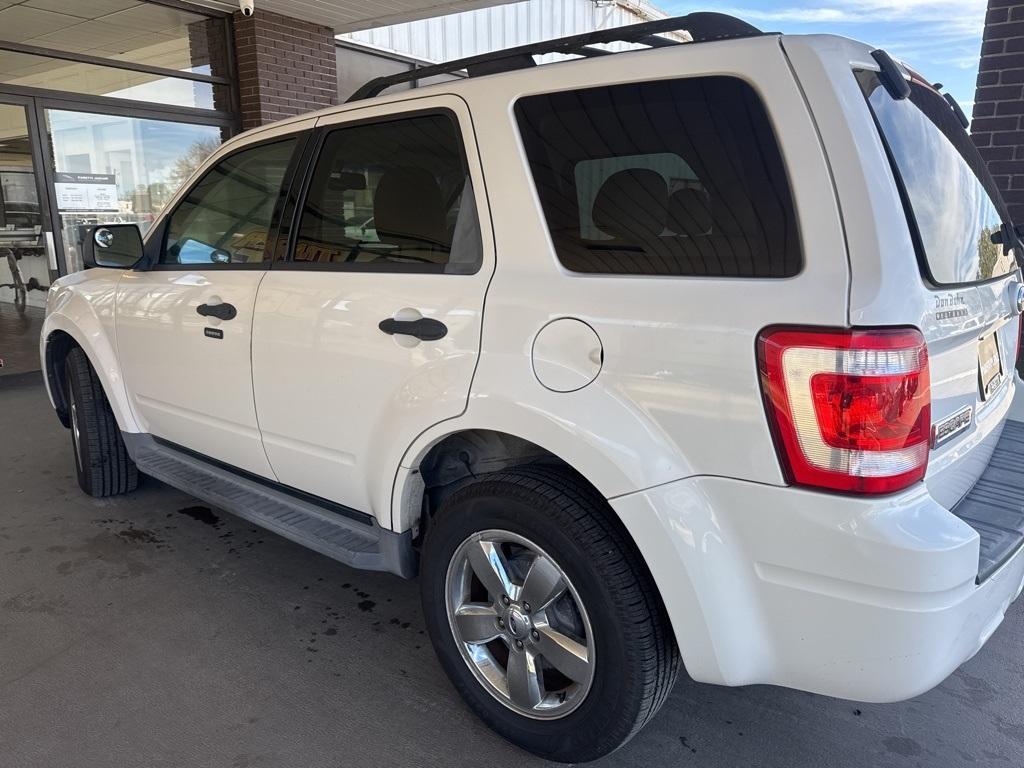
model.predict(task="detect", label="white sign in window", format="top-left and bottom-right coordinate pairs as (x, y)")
top-left (54, 172), bottom-right (118, 212)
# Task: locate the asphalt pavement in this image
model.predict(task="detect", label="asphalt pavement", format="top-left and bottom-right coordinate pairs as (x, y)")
top-left (2, 380), bottom-right (1023, 768)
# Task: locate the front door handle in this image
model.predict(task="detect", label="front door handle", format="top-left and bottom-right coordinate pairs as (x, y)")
top-left (378, 316), bottom-right (448, 341)
top-left (197, 302), bottom-right (237, 321)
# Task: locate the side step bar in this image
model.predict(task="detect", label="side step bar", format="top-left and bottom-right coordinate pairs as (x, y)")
top-left (123, 433), bottom-right (416, 578)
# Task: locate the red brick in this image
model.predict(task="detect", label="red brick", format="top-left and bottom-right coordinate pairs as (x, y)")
top-left (996, 99), bottom-right (1024, 114)
top-left (983, 39), bottom-right (1007, 56)
top-left (977, 145), bottom-right (1014, 161)
top-left (993, 129), bottom-right (1024, 145)
top-left (989, 7), bottom-right (1010, 24)
top-left (984, 20), bottom-right (1024, 40)
top-left (980, 52), bottom-right (1024, 72)
top-left (977, 84), bottom-right (1024, 101)
top-left (232, 8), bottom-right (337, 128)
top-left (972, 115), bottom-right (1020, 132)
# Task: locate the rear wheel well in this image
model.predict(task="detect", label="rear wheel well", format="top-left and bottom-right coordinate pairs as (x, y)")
top-left (408, 430), bottom-right (680, 687)
top-left (407, 430), bottom-right (660, 589)
top-left (411, 430), bottom-right (568, 536)
top-left (44, 330), bottom-right (78, 427)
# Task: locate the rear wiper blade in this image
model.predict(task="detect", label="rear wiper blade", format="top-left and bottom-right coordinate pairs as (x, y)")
top-left (991, 223), bottom-right (1024, 269)
top-left (943, 93), bottom-right (970, 130)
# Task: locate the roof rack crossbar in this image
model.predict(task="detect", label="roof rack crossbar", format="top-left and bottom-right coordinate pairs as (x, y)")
top-left (346, 12), bottom-right (762, 102)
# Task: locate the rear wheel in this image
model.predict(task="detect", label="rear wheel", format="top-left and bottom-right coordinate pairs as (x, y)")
top-left (64, 347), bottom-right (138, 497)
top-left (420, 466), bottom-right (679, 762)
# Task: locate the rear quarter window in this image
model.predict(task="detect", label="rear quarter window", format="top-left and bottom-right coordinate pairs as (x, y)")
top-left (514, 76), bottom-right (802, 277)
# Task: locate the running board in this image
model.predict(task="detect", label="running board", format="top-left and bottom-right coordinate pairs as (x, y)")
top-left (123, 433), bottom-right (416, 578)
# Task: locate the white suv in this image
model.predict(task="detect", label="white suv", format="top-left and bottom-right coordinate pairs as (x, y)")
top-left (39, 13), bottom-right (1024, 762)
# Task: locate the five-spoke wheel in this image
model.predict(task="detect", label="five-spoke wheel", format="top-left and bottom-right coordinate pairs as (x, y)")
top-left (446, 530), bottom-right (594, 718)
top-left (421, 467), bottom-right (679, 762)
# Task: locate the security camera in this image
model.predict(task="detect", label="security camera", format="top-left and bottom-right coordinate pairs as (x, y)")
top-left (239, 0), bottom-right (254, 17)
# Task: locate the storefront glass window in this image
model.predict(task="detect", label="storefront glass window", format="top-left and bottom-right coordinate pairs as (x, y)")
top-left (0, 50), bottom-right (227, 110)
top-left (45, 110), bottom-right (223, 271)
top-left (0, 2), bottom-right (229, 78)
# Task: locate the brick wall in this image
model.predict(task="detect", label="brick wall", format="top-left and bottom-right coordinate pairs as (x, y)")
top-left (973, 1), bottom-right (1024, 222)
top-left (232, 9), bottom-right (338, 131)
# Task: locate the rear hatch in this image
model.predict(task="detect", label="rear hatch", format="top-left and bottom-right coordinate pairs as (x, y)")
top-left (854, 69), bottom-right (1021, 514)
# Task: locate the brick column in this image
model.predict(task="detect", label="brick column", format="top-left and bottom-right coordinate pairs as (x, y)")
top-left (973, 1), bottom-right (1024, 222)
top-left (232, 9), bottom-right (338, 131)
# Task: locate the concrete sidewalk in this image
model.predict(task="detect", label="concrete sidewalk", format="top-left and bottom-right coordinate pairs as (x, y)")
top-left (1, 380), bottom-right (1023, 768)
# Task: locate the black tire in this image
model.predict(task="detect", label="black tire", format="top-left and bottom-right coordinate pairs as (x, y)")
top-left (64, 347), bottom-right (138, 497)
top-left (420, 466), bottom-right (679, 763)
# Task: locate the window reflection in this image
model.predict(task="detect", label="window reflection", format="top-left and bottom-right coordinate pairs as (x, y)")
top-left (862, 74), bottom-right (1015, 285)
top-left (0, 49), bottom-right (225, 110)
top-left (0, 2), bottom-right (228, 78)
top-left (46, 110), bottom-right (223, 271)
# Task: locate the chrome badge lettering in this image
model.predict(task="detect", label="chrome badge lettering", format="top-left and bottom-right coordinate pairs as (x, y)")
top-left (934, 294), bottom-right (969, 322)
top-left (931, 406), bottom-right (973, 448)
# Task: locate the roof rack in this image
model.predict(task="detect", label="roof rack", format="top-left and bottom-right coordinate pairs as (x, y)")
top-left (346, 12), bottom-right (763, 102)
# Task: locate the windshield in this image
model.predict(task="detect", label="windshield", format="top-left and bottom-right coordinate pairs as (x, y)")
top-left (858, 71), bottom-right (1016, 285)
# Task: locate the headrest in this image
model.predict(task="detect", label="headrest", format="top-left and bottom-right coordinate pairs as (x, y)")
top-left (592, 168), bottom-right (667, 243)
top-left (373, 167), bottom-right (448, 249)
top-left (667, 187), bottom-right (713, 237)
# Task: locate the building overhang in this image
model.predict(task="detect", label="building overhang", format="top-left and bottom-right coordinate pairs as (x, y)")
top-left (193, 0), bottom-right (520, 33)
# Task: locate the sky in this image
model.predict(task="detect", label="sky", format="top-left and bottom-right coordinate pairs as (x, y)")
top-left (664, 0), bottom-right (988, 110)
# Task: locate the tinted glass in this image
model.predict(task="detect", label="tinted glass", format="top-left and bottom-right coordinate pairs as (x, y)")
top-left (0, 50), bottom-right (225, 110)
top-left (859, 72), bottom-right (1015, 285)
top-left (163, 139), bottom-right (296, 266)
top-left (515, 77), bottom-right (801, 277)
top-left (294, 113), bottom-right (481, 274)
top-left (0, 3), bottom-right (229, 77)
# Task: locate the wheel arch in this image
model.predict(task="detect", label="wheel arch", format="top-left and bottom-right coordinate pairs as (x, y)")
top-left (42, 311), bottom-right (138, 434)
top-left (43, 328), bottom-right (77, 427)
top-left (392, 423), bottom-right (638, 536)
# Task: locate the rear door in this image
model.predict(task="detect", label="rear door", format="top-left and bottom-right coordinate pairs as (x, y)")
top-left (117, 126), bottom-right (310, 477)
top-left (251, 97), bottom-right (493, 515)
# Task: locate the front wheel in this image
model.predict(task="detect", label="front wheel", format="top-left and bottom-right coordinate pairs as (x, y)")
top-left (420, 466), bottom-right (679, 762)
top-left (64, 347), bottom-right (138, 497)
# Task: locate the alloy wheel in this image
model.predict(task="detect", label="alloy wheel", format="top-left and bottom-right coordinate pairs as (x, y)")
top-left (445, 529), bottom-right (595, 719)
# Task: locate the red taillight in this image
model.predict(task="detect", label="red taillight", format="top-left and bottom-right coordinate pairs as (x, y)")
top-left (758, 327), bottom-right (930, 494)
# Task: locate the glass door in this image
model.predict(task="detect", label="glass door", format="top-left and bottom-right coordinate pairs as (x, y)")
top-left (0, 96), bottom-right (55, 379)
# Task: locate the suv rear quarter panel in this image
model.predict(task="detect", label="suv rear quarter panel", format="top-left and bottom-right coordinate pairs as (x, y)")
top-left (398, 36), bottom-right (850, 513)
top-left (784, 35), bottom-right (1022, 509)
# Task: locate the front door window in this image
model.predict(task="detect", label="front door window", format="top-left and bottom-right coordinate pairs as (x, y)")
top-left (162, 138), bottom-right (297, 267)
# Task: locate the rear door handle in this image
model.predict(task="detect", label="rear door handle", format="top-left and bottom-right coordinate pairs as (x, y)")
top-left (378, 316), bottom-right (448, 341)
top-left (197, 302), bottom-right (237, 321)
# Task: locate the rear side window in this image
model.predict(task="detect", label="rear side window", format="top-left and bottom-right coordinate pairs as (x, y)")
top-left (514, 77), bottom-right (801, 277)
top-left (858, 72), bottom-right (1015, 286)
top-left (292, 112), bottom-right (481, 274)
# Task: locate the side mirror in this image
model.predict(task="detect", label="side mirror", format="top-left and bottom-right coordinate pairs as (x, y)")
top-left (80, 224), bottom-right (144, 269)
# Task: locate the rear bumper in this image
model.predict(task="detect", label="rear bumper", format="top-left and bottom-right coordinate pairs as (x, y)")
top-left (612, 437), bottom-right (1024, 703)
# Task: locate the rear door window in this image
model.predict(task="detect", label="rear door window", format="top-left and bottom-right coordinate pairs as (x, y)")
top-left (291, 112), bottom-right (481, 274)
top-left (514, 76), bottom-right (802, 277)
top-left (858, 71), bottom-right (1016, 285)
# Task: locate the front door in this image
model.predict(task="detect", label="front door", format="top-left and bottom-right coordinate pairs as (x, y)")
top-left (116, 127), bottom-right (308, 477)
top-left (252, 98), bottom-right (493, 515)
